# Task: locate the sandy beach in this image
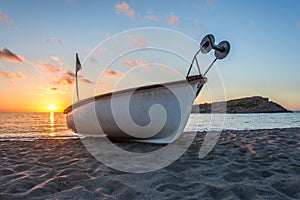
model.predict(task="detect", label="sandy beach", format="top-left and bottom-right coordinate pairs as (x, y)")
top-left (1, 128), bottom-right (299, 199)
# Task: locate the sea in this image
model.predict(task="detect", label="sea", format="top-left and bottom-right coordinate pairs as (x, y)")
top-left (0, 112), bottom-right (300, 140)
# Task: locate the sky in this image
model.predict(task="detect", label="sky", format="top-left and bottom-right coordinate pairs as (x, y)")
top-left (0, 0), bottom-right (299, 112)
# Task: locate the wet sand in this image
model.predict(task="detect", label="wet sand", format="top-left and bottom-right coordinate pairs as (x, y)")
top-left (1, 128), bottom-right (299, 199)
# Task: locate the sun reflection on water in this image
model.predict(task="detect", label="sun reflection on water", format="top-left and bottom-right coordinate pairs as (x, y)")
top-left (49, 112), bottom-right (56, 136)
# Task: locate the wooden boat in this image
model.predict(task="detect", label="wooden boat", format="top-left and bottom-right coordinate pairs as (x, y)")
top-left (63, 34), bottom-right (230, 143)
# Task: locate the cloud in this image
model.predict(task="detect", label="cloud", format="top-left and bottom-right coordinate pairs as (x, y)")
top-left (133, 38), bottom-right (146, 47)
top-left (126, 35), bottom-right (146, 47)
top-left (57, 71), bottom-right (74, 85)
top-left (89, 57), bottom-right (97, 63)
top-left (103, 70), bottom-right (123, 78)
top-left (297, 22), bottom-right (300, 28)
top-left (167, 13), bottom-right (179, 25)
top-left (89, 47), bottom-right (105, 56)
top-left (0, 71), bottom-right (26, 79)
top-left (47, 86), bottom-right (67, 94)
top-left (46, 37), bottom-right (63, 47)
top-left (37, 85), bottom-right (67, 95)
top-left (105, 33), bottom-right (111, 38)
top-left (147, 13), bottom-right (160, 22)
top-left (50, 56), bottom-right (64, 65)
top-left (124, 59), bottom-right (153, 70)
top-left (176, 68), bottom-right (182, 73)
top-left (0, 48), bottom-right (23, 62)
top-left (57, 70), bottom-right (93, 85)
top-left (115, 2), bottom-right (135, 18)
top-left (98, 47), bottom-right (105, 54)
top-left (98, 81), bottom-right (105, 86)
top-left (41, 63), bottom-right (63, 73)
top-left (160, 65), bottom-right (180, 74)
top-left (0, 8), bottom-right (10, 25)
top-left (124, 59), bottom-right (147, 68)
top-left (40, 63), bottom-right (92, 86)
top-left (49, 87), bottom-right (58, 91)
top-left (79, 75), bottom-right (93, 85)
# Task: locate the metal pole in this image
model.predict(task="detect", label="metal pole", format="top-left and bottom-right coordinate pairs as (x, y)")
top-left (186, 47), bottom-right (203, 77)
top-left (75, 70), bottom-right (79, 101)
top-left (203, 58), bottom-right (217, 77)
top-left (194, 57), bottom-right (201, 75)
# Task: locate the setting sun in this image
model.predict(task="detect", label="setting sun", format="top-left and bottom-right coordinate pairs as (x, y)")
top-left (47, 104), bottom-right (58, 111)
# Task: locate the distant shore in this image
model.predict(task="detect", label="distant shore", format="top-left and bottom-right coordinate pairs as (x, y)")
top-left (1, 128), bottom-right (299, 199)
top-left (192, 96), bottom-right (292, 113)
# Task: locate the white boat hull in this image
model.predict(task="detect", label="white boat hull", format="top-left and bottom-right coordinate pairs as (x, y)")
top-left (64, 75), bottom-right (205, 143)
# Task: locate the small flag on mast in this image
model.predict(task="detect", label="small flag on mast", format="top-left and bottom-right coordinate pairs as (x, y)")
top-left (75, 53), bottom-right (81, 101)
top-left (76, 53), bottom-right (82, 73)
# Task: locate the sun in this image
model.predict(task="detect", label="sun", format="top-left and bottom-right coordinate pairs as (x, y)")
top-left (47, 104), bottom-right (57, 111)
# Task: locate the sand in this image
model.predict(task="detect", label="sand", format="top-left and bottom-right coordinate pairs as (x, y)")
top-left (1, 128), bottom-right (299, 199)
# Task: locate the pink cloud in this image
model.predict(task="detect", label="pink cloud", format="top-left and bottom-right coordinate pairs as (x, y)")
top-left (160, 65), bottom-right (179, 74)
top-left (79, 76), bottom-right (93, 85)
top-left (49, 86), bottom-right (58, 91)
top-left (147, 13), bottom-right (160, 22)
top-left (103, 70), bottom-right (123, 78)
top-left (98, 47), bottom-right (105, 54)
top-left (50, 56), bottom-right (64, 65)
top-left (0, 48), bottom-right (23, 62)
top-left (133, 38), bottom-right (146, 47)
top-left (105, 33), bottom-right (111, 38)
top-left (124, 59), bottom-right (147, 68)
top-left (57, 74), bottom-right (74, 85)
top-left (0, 71), bottom-right (25, 79)
top-left (167, 13), bottom-right (179, 25)
top-left (41, 64), bottom-right (92, 86)
top-left (98, 81), bottom-right (105, 86)
top-left (124, 59), bottom-right (153, 70)
top-left (41, 64), bottom-right (62, 73)
top-left (89, 57), bottom-right (97, 63)
top-left (57, 70), bottom-right (93, 86)
top-left (0, 9), bottom-right (9, 25)
top-left (48, 86), bottom-right (67, 94)
top-left (297, 22), bottom-right (300, 28)
top-left (115, 2), bottom-right (135, 18)
top-left (89, 47), bottom-right (105, 56)
top-left (126, 35), bottom-right (146, 47)
top-left (37, 85), bottom-right (67, 95)
top-left (176, 68), bottom-right (182, 73)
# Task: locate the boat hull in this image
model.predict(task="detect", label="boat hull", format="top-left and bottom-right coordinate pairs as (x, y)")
top-left (64, 76), bottom-right (205, 143)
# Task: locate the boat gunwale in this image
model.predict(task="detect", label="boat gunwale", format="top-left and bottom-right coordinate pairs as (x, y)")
top-left (63, 75), bottom-right (205, 114)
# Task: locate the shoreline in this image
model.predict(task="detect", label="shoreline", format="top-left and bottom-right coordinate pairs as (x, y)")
top-left (1, 127), bottom-right (300, 142)
top-left (1, 128), bottom-right (300, 199)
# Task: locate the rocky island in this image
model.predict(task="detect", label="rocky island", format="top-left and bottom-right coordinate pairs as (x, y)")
top-left (192, 96), bottom-right (292, 113)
